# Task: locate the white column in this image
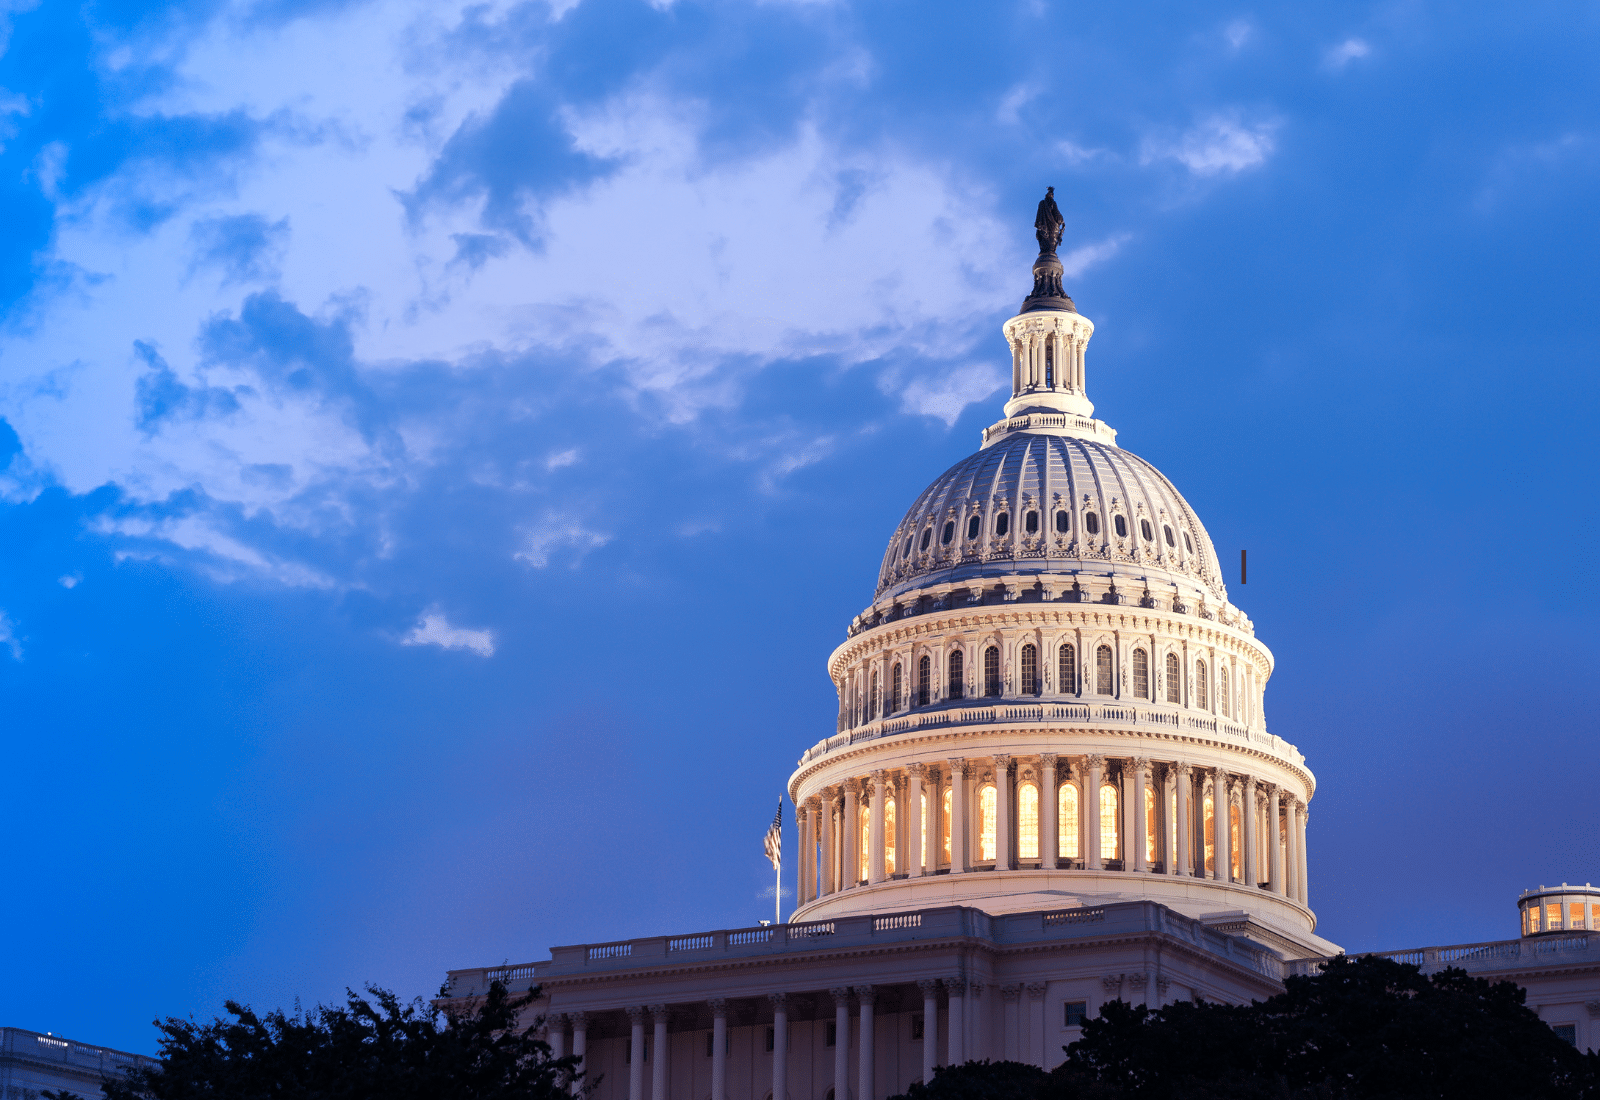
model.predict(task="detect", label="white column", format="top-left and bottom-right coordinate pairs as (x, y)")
top-left (993, 755), bottom-right (1012, 870)
top-left (927, 768), bottom-right (943, 871)
top-left (1296, 805), bottom-right (1310, 906)
top-left (831, 988), bottom-right (851, 1100)
top-left (1212, 768), bottom-right (1230, 881)
top-left (627, 1007), bottom-right (646, 1100)
top-left (650, 1005), bottom-right (669, 1100)
top-left (945, 979), bottom-right (966, 1066)
top-left (1240, 778), bottom-right (1258, 888)
top-left (1266, 784), bottom-right (1283, 896)
top-left (821, 789), bottom-right (837, 896)
top-left (948, 759), bottom-right (969, 873)
top-left (856, 986), bottom-right (875, 1100)
top-left (570, 1012), bottom-right (588, 1096)
top-left (908, 763), bottom-right (926, 877)
top-left (709, 999), bottom-right (728, 1100)
top-left (1130, 758), bottom-right (1149, 872)
top-left (919, 980), bottom-right (940, 1080)
top-left (1026, 983), bottom-right (1046, 1069)
top-left (844, 780), bottom-right (861, 887)
top-left (548, 1013), bottom-right (567, 1062)
top-left (1001, 985), bottom-right (1020, 1062)
top-left (769, 993), bottom-right (787, 1100)
top-left (868, 771), bottom-right (886, 884)
top-left (1085, 755), bottom-right (1104, 870)
top-left (1174, 763), bottom-right (1192, 876)
top-left (1040, 754), bottom-right (1059, 869)
top-left (968, 983), bottom-right (986, 1061)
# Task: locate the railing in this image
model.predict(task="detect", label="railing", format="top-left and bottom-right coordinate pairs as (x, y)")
top-left (789, 920), bottom-right (835, 938)
top-left (587, 943), bottom-right (632, 960)
top-left (486, 965), bottom-right (539, 982)
top-left (1536, 935), bottom-right (1589, 954)
top-left (728, 929), bottom-right (772, 946)
top-left (1044, 907), bottom-right (1105, 926)
top-left (874, 913), bottom-right (922, 931)
top-left (1439, 942), bottom-right (1520, 964)
top-left (1369, 950), bottom-right (1426, 966)
top-left (668, 935), bottom-right (714, 952)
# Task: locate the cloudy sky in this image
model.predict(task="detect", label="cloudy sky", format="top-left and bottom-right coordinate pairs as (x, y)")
top-left (1, 0), bottom-right (1597, 1053)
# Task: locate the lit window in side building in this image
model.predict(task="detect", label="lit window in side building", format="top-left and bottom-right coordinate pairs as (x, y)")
top-left (1025, 510), bottom-right (1038, 534)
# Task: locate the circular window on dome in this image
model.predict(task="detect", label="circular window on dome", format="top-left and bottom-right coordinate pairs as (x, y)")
top-left (1163, 524), bottom-right (1175, 547)
top-left (967, 515), bottom-right (981, 540)
top-left (995, 512), bottom-right (1010, 537)
top-left (1183, 531), bottom-right (1194, 553)
top-left (920, 527), bottom-right (932, 551)
top-left (1025, 510), bottom-right (1039, 534)
top-left (1056, 510), bottom-right (1070, 533)
top-left (941, 520), bottom-right (955, 545)
top-left (1084, 512), bottom-right (1100, 536)
top-left (1113, 514), bottom-right (1128, 538)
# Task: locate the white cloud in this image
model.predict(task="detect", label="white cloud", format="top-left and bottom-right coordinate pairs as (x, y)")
top-left (0, 611), bottom-right (21, 660)
top-left (1142, 115), bottom-right (1278, 177)
top-left (1224, 20), bottom-right (1252, 51)
top-left (996, 83), bottom-right (1040, 125)
top-left (401, 608), bottom-right (496, 656)
top-left (513, 512), bottom-right (611, 568)
top-left (1060, 233), bottom-right (1130, 278)
top-left (58, 574), bottom-right (80, 589)
top-left (896, 362), bottom-right (1007, 427)
top-left (1323, 38), bottom-right (1370, 70)
top-left (544, 448), bottom-right (581, 470)
top-left (1057, 140), bottom-right (1106, 165)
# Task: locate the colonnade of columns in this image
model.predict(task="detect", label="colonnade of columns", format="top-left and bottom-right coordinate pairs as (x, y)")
top-left (1009, 326), bottom-right (1085, 396)
top-left (546, 980), bottom-right (984, 1100)
top-left (797, 755), bottom-right (1310, 909)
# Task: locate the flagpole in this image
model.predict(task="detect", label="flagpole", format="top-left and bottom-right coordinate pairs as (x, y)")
top-left (775, 855), bottom-right (782, 925)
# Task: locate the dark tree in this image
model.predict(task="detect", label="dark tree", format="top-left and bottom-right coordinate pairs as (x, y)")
top-left (64, 980), bottom-right (585, 1100)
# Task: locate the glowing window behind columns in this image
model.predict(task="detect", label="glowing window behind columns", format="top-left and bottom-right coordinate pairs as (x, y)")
top-left (979, 785), bottom-right (998, 861)
top-left (1203, 794), bottom-right (1216, 875)
top-left (1230, 805), bottom-right (1242, 880)
top-left (1018, 783), bottom-right (1039, 860)
top-left (1059, 783), bottom-right (1079, 859)
top-left (859, 804), bottom-right (870, 880)
top-left (1549, 903), bottom-right (1562, 930)
top-left (1573, 903), bottom-right (1585, 928)
top-left (1145, 787), bottom-right (1157, 864)
top-left (942, 788), bottom-right (952, 864)
top-left (1168, 788), bottom-right (1178, 863)
top-left (1100, 784), bottom-right (1119, 862)
top-left (885, 799), bottom-right (897, 876)
top-left (920, 792), bottom-right (927, 869)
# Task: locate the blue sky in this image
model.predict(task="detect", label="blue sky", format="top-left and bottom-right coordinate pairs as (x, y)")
top-left (1, 0), bottom-right (1597, 1054)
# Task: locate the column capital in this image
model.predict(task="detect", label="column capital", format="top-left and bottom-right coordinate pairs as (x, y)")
top-left (1039, 752), bottom-right (1059, 768)
top-left (1174, 761), bottom-right (1192, 778)
top-left (945, 977), bottom-right (968, 995)
top-left (917, 979), bottom-right (942, 996)
top-left (767, 992), bottom-right (788, 1010)
top-left (1126, 973), bottom-right (1148, 990)
top-left (626, 1005), bottom-right (648, 1023)
top-left (547, 1011), bottom-right (568, 1027)
top-left (569, 1011), bottom-right (589, 1028)
top-left (829, 987), bottom-right (853, 1007)
top-left (804, 795), bottom-right (822, 812)
top-left (1000, 984), bottom-right (1021, 1003)
top-left (1086, 754), bottom-right (1106, 769)
top-left (852, 985), bottom-right (876, 1005)
top-left (1101, 975), bottom-right (1122, 993)
top-left (1130, 757), bottom-right (1151, 771)
top-left (993, 753), bottom-right (1012, 770)
top-left (648, 1004), bottom-right (669, 1022)
top-left (948, 757), bottom-right (969, 777)
top-left (1261, 781), bottom-right (1279, 797)
top-left (908, 761), bottom-right (926, 778)
top-left (1025, 982), bottom-right (1047, 1000)
top-left (870, 768), bottom-right (885, 782)
top-left (844, 777), bottom-right (861, 794)
top-left (968, 982), bottom-right (984, 999)
top-left (708, 998), bottom-right (728, 1019)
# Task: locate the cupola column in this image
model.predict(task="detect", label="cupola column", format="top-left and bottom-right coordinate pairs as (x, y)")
top-left (908, 763), bottom-right (926, 877)
top-left (948, 760), bottom-right (970, 873)
top-left (1285, 798), bottom-right (1302, 901)
top-left (1212, 769), bottom-right (1231, 881)
top-left (1296, 807), bottom-right (1310, 906)
top-left (869, 772), bottom-right (887, 884)
top-left (1265, 784), bottom-right (1283, 895)
top-left (820, 788), bottom-right (837, 896)
top-left (1174, 763), bottom-right (1192, 876)
top-left (1239, 777), bottom-right (1258, 888)
top-left (1040, 754), bottom-right (1059, 869)
top-left (994, 755), bottom-right (1012, 870)
top-left (1085, 755), bottom-right (1104, 870)
top-left (844, 780), bottom-right (861, 887)
top-left (1130, 759), bottom-right (1150, 873)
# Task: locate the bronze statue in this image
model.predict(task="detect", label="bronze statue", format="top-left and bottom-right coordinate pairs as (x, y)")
top-left (1034, 186), bottom-right (1064, 254)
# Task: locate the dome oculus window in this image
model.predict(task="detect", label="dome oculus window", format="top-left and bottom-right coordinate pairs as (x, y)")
top-left (1163, 524), bottom-right (1175, 547)
top-left (995, 512), bottom-right (1010, 537)
top-left (1113, 514), bottom-right (1128, 538)
top-left (1084, 512), bottom-right (1100, 536)
top-left (966, 515), bottom-right (981, 540)
top-left (1055, 510), bottom-right (1070, 533)
top-left (919, 527), bottom-right (932, 551)
top-left (1025, 510), bottom-right (1039, 534)
top-left (1139, 519), bottom-right (1153, 542)
top-left (941, 520), bottom-right (955, 545)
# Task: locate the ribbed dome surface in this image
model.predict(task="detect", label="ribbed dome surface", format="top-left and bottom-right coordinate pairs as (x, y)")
top-left (876, 432), bottom-right (1225, 603)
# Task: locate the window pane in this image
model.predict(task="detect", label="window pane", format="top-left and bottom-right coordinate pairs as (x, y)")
top-left (892, 664), bottom-right (902, 713)
top-left (1096, 645), bottom-right (1113, 695)
top-left (967, 515), bottom-right (980, 540)
top-left (1203, 794), bottom-right (1215, 875)
top-left (1025, 510), bottom-right (1039, 534)
top-left (1163, 524), bottom-right (1175, 547)
top-left (1019, 783), bottom-right (1039, 860)
top-left (921, 792), bottom-right (928, 870)
top-left (859, 804), bottom-right (870, 881)
top-left (1165, 653), bottom-right (1181, 703)
top-left (1021, 644), bottom-right (1038, 695)
top-left (920, 527), bottom-right (931, 550)
top-left (1085, 512), bottom-right (1099, 535)
top-left (995, 512), bottom-right (1009, 537)
top-left (1056, 510), bottom-right (1070, 533)
top-left (1549, 903), bottom-right (1562, 929)
top-left (942, 788), bottom-right (952, 864)
top-left (1060, 783), bottom-right (1079, 858)
top-left (1114, 515), bottom-right (1127, 537)
top-left (885, 799), bottom-right (897, 877)
top-left (1230, 804), bottom-right (1242, 881)
top-left (1196, 661), bottom-right (1208, 710)
top-left (1059, 644), bottom-right (1076, 694)
top-left (1133, 649), bottom-right (1149, 700)
top-left (1100, 784), bottom-right (1119, 861)
top-left (941, 521), bottom-right (954, 545)
top-left (979, 785), bottom-right (997, 862)
top-left (1140, 519), bottom-right (1153, 541)
top-left (985, 646), bottom-right (1000, 696)
top-left (1220, 667), bottom-right (1230, 717)
top-left (1145, 785), bottom-right (1157, 864)
top-left (1572, 903), bottom-right (1585, 928)
top-left (949, 650), bottom-right (964, 699)
top-left (918, 656), bottom-right (931, 706)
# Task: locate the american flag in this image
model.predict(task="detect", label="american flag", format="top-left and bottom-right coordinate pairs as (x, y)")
top-left (763, 800), bottom-right (783, 870)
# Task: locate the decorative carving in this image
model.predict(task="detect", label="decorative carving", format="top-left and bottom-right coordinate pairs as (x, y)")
top-left (853, 985), bottom-right (877, 1005)
top-left (1000, 984), bottom-right (1022, 1003)
top-left (1586, 1000), bottom-right (1600, 1019)
top-left (1026, 982), bottom-right (1047, 1000)
top-left (1101, 975), bottom-right (1122, 993)
top-left (1155, 976), bottom-right (1171, 997)
top-left (1040, 753), bottom-right (1059, 770)
top-left (649, 1003), bottom-right (669, 1021)
top-left (1126, 973), bottom-right (1148, 990)
top-left (969, 983), bottom-right (985, 1000)
top-left (829, 987), bottom-right (852, 1007)
top-left (1086, 754), bottom-right (1106, 769)
top-left (918, 979), bottom-right (942, 996)
top-left (993, 753), bottom-right (1013, 773)
top-left (945, 978), bottom-right (968, 996)
top-left (767, 993), bottom-right (787, 1011)
top-left (908, 761), bottom-right (926, 778)
top-left (568, 1011), bottom-right (589, 1029)
top-left (708, 998), bottom-right (728, 1018)
top-left (625, 1005), bottom-right (647, 1023)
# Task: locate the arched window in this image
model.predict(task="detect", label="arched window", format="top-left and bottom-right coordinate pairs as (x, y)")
top-left (869, 669), bottom-right (879, 721)
top-left (891, 663), bottom-right (903, 713)
top-left (917, 656), bottom-right (931, 707)
top-left (1059, 782), bottom-right (1079, 859)
top-left (967, 515), bottom-right (980, 540)
top-left (1100, 783), bottom-right (1119, 862)
top-left (1055, 510), bottom-right (1070, 533)
top-left (1059, 643), bottom-right (1076, 694)
top-left (942, 787), bottom-right (952, 865)
top-left (979, 784), bottom-right (997, 862)
top-left (941, 521), bottom-right (954, 545)
top-left (1145, 786), bottom-right (1158, 865)
top-left (1021, 643), bottom-right (1038, 695)
top-left (1203, 793), bottom-right (1215, 876)
top-left (1025, 510), bottom-right (1039, 534)
top-left (948, 650), bottom-right (965, 700)
top-left (859, 803), bottom-right (871, 882)
top-left (885, 798), bottom-right (897, 876)
top-left (984, 646), bottom-right (1001, 696)
top-left (1085, 511), bottom-right (1100, 536)
top-left (1095, 644), bottom-right (1113, 695)
top-left (920, 527), bottom-right (932, 551)
top-left (1196, 659), bottom-right (1208, 710)
top-left (995, 511), bottom-right (1010, 537)
top-left (1163, 523), bottom-right (1175, 547)
top-left (1018, 782), bottom-right (1039, 860)
top-left (1229, 803), bottom-right (1241, 882)
top-left (1165, 653), bottom-right (1181, 704)
top-left (1220, 665), bottom-right (1231, 718)
top-left (1132, 648), bottom-right (1149, 700)
top-left (1140, 518), bottom-right (1153, 542)
top-left (1113, 514), bottom-right (1128, 538)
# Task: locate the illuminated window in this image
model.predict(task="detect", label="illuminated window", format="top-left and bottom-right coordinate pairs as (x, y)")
top-left (1056, 510), bottom-right (1070, 533)
top-left (917, 656), bottom-right (931, 706)
top-left (1168, 787), bottom-right (1178, 868)
top-left (1203, 794), bottom-right (1216, 875)
top-left (1085, 511), bottom-right (1100, 535)
top-left (942, 788), bottom-right (952, 864)
top-left (859, 803), bottom-right (870, 881)
top-left (1196, 660), bottom-right (1209, 710)
top-left (1113, 514), bottom-right (1127, 537)
top-left (941, 521), bottom-right (954, 545)
top-left (1021, 643), bottom-right (1038, 695)
top-left (1163, 524), bottom-right (1175, 547)
top-left (1132, 649), bottom-right (1149, 700)
top-left (1548, 903), bottom-right (1562, 930)
top-left (948, 650), bottom-right (965, 700)
top-left (1230, 804), bottom-right (1242, 881)
top-left (995, 512), bottom-right (1010, 537)
top-left (1059, 644), bottom-right (1076, 693)
top-left (891, 663), bottom-right (902, 713)
top-left (869, 670), bottom-right (879, 721)
top-left (979, 785), bottom-right (997, 861)
top-left (1529, 906), bottom-right (1541, 934)
top-left (1060, 782), bottom-right (1080, 858)
top-left (1096, 645), bottom-right (1113, 695)
top-left (1220, 666), bottom-right (1231, 718)
top-left (1572, 903), bottom-right (1585, 928)
top-left (1019, 782), bottom-right (1039, 859)
top-left (1145, 785), bottom-right (1157, 864)
top-left (1100, 784), bottom-right (1119, 861)
top-left (920, 527), bottom-right (932, 551)
top-left (1140, 518), bottom-right (1153, 541)
top-left (984, 646), bottom-right (1001, 696)
top-left (1025, 510), bottom-right (1039, 534)
top-left (885, 798), bottom-right (897, 876)
top-left (1165, 653), bottom-right (1181, 703)
top-left (920, 792), bottom-right (927, 870)
top-left (967, 515), bottom-right (980, 540)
